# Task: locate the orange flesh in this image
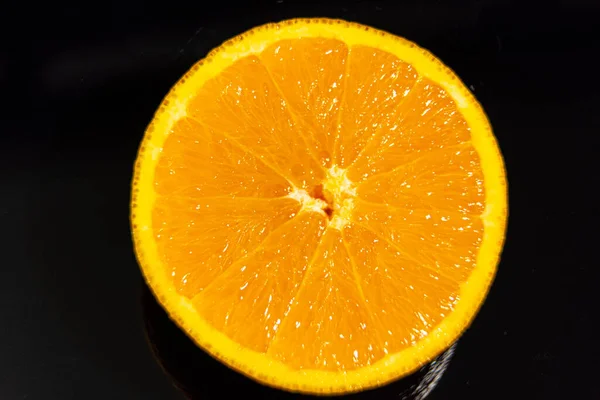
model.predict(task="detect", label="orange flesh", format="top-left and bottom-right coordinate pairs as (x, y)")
top-left (152, 38), bottom-right (484, 372)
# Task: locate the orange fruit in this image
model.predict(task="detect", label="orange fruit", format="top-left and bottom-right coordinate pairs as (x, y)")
top-left (131, 18), bottom-right (507, 395)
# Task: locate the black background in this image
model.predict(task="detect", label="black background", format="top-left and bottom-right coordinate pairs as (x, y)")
top-left (2, 0), bottom-right (599, 399)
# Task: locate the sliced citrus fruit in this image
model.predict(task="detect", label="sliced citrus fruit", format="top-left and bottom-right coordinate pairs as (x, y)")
top-left (131, 18), bottom-right (507, 394)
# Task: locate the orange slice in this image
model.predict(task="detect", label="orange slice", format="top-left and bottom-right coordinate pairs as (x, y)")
top-left (131, 18), bottom-right (508, 395)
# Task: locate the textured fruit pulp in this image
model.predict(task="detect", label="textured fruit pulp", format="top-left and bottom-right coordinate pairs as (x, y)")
top-left (152, 38), bottom-right (484, 371)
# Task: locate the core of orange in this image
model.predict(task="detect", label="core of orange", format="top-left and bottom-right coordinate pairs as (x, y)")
top-left (131, 18), bottom-right (507, 395)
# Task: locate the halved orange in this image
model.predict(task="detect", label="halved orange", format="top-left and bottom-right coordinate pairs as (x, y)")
top-left (131, 18), bottom-right (507, 395)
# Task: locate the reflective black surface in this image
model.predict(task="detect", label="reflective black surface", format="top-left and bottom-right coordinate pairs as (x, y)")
top-left (3, 0), bottom-right (598, 399)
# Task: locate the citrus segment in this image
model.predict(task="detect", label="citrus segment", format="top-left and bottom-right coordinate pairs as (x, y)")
top-left (187, 56), bottom-right (324, 189)
top-left (259, 38), bottom-right (348, 167)
top-left (342, 223), bottom-right (462, 352)
top-left (191, 211), bottom-right (327, 352)
top-left (347, 78), bottom-right (472, 180)
top-left (334, 46), bottom-right (418, 169)
top-left (152, 196), bottom-right (300, 298)
top-left (154, 117), bottom-right (292, 198)
top-left (355, 142), bottom-right (485, 215)
top-left (267, 227), bottom-right (383, 371)
top-left (352, 200), bottom-right (482, 284)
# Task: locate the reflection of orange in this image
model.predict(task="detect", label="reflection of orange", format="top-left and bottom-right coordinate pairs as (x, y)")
top-left (131, 18), bottom-right (507, 395)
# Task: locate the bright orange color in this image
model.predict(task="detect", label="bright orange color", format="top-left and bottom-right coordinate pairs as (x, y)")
top-left (132, 19), bottom-right (507, 394)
